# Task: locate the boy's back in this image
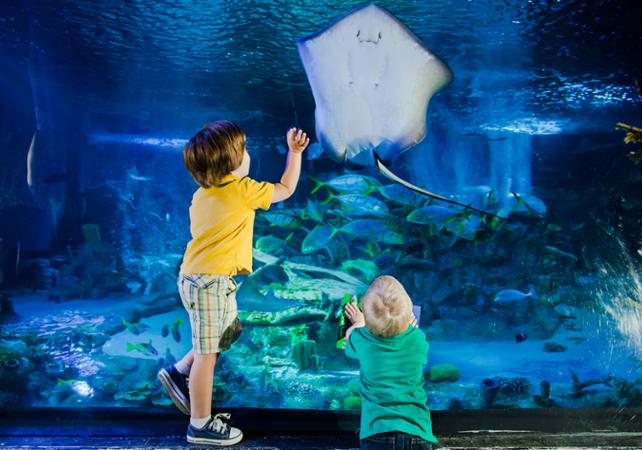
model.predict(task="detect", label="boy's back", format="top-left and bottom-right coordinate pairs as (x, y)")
top-left (181, 174), bottom-right (273, 275)
top-left (346, 324), bottom-right (436, 443)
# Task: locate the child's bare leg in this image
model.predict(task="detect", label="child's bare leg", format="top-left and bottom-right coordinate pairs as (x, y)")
top-left (190, 352), bottom-right (218, 419)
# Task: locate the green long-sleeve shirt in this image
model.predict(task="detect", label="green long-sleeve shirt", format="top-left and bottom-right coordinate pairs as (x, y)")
top-left (345, 325), bottom-right (437, 442)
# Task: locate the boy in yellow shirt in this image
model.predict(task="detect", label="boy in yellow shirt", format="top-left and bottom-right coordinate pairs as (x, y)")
top-left (158, 120), bottom-right (309, 446)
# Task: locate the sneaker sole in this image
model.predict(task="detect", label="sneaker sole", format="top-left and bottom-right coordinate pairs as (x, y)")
top-left (158, 369), bottom-right (190, 416)
top-left (187, 432), bottom-right (243, 446)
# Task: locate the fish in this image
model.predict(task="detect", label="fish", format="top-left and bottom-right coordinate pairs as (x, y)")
top-left (544, 245), bottom-right (578, 263)
top-left (514, 332), bottom-right (528, 343)
top-left (126, 340), bottom-right (158, 357)
top-left (445, 215), bottom-right (482, 241)
top-left (305, 200), bottom-right (327, 222)
top-left (493, 286), bottom-right (537, 305)
top-left (261, 212), bottom-right (302, 229)
top-left (378, 184), bottom-right (423, 206)
top-left (507, 192), bottom-right (547, 216)
top-left (171, 318), bottom-right (183, 343)
top-left (638, 248), bottom-right (642, 258)
top-left (306, 142), bottom-right (325, 160)
top-left (407, 205), bottom-right (460, 225)
top-left (295, 3), bottom-right (504, 219)
top-left (310, 174), bottom-right (377, 195)
top-left (26, 132), bottom-right (37, 188)
top-left (255, 234), bottom-right (293, 253)
top-left (128, 171), bottom-right (152, 182)
top-left (339, 219), bottom-right (404, 245)
top-left (236, 277), bottom-right (304, 312)
top-left (161, 324), bottom-right (169, 338)
top-left (301, 224), bottom-right (337, 255)
top-left (340, 259), bottom-right (379, 282)
top-left (253, 249), bottom-right (280, 265)
top-left (326, 193), bottom-right (389, 217)
top-left (122, 320), bottom-right (149, 335)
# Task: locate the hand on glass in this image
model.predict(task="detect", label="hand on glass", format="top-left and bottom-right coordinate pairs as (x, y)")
top-left (344, 302), bottom-right (365, 328)
top-left (287, 128), bottom-right (310, 154)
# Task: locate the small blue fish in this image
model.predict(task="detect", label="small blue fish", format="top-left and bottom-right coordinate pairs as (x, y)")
top-left (328, 193), bottom-right (389, 217)
top-left (171, 318), bottom-right (183, 343)
top-left (301, 224), bottom-right (337, 254)
top-left (407, 205), bottom-right (459, 225)
top-left (262, 212), bottom-right (302, 229)
top-left (378, 184), bottom-right (423, 206)
top-left (494, 286), bottom-right (537, 305)
top-left (306, 143), bottom-right (325, 160)
top-left (126, 340), bottom-right (158, 357)
top-left (122, 320), bottom-right (149, 336)
top-left (310, 174), bottom-right (377, 195)
top-left (161, 324), bottom-right (169, 338)
top-left (305, 200), bottom-right (327, 222)
top-left (255, 234), bottom-right (292, 253)
top-left (514, 332), bottom-right (528, 343)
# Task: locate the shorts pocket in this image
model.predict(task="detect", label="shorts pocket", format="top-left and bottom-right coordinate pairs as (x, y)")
top-left (183, 274), bottom-right (224, 290)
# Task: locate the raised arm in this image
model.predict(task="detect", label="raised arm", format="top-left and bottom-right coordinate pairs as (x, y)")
top-left (272, 128), bottom-right (309, 203)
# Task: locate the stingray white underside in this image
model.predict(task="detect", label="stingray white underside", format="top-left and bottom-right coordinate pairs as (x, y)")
top-left (297, 3), bottom-right (453, 166)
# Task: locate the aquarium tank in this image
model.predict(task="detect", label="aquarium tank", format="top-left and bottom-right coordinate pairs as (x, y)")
top-left (0, 0), bottom-right (640, 413)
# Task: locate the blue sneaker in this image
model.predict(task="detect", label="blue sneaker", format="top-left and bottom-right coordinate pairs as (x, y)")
top-left (157, 365), bottom-right (190, 415)
top-left (187, 413), bottom-right (243, 446)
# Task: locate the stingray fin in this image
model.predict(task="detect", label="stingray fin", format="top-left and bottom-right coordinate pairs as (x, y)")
top-left (373, 152), bottom-right (509, 222)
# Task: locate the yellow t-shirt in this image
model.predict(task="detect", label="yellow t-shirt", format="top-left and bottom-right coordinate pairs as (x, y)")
top-left (180, 174), bottom-right (274, 275)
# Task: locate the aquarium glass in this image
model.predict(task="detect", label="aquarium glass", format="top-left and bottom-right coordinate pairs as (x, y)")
top-left (0, 0), bottom-right (641, 411)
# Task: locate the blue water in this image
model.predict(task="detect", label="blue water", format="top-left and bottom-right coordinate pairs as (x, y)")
top-left (0, 0), bottom-right (641, 412)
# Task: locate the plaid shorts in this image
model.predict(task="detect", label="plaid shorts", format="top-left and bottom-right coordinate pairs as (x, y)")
top-left (178, 274), bottom-right (242, 355)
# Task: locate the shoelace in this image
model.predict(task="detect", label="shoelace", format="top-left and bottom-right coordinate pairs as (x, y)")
top-left (206, 413), bottom-right (231, 435)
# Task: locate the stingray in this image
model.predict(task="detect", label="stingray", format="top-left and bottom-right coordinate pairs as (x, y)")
top-left (296, 3), bottom-right (501, 218)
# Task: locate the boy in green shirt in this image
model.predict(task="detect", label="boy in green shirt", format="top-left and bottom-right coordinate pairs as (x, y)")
top-left (344, 275), bottom-right (438, 450)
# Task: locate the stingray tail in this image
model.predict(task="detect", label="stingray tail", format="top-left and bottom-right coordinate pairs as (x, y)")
top-left (373, 152), bottom-right (510, 222)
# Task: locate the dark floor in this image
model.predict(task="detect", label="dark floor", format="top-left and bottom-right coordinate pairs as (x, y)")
top-left (2, 431), bottom-right (642, 449)
top-left (1, 408), bottom-right (641, 449)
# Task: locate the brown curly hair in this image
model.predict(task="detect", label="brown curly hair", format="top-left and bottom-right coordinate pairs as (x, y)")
top-left (183, 121), bottom-right (246, 188)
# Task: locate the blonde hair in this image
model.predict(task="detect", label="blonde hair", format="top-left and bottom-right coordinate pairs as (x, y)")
top-left (183, 120), bottom-right (246, 188)
top-left (362, 275), bottom-right (412, 337)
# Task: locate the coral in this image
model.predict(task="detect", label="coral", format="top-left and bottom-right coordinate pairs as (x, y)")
top-left (426, 364), bottom-right (461, 382)
top-left (533, 380), bottom-right (555, 407)
top-left (292, 339), bottom-right (320, 371)
top-left (569, 369), bottom-right (612, 397)
top-left (543, 342), bottom-right (567, 352)
top-left (480, 378), bottom-right (500, 408)
top-left (343, 395), bottom-right (361, 410)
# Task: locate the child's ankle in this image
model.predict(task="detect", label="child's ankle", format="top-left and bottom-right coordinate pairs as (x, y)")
top-left (190, 416), bottom-right (210, 429)
top-left (175, 361), bottom-right (190, 375)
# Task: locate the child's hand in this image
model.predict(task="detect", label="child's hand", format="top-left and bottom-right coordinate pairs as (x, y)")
top-left (287, 128), bottom-right (310, 154)
top-left (344, 302), bottom-right (365, 327)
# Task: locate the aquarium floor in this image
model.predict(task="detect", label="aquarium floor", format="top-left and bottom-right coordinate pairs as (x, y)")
top-left (1, 408), bottom-right (641, 449)
top-left (1, 432), bottom-right (641, 449)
